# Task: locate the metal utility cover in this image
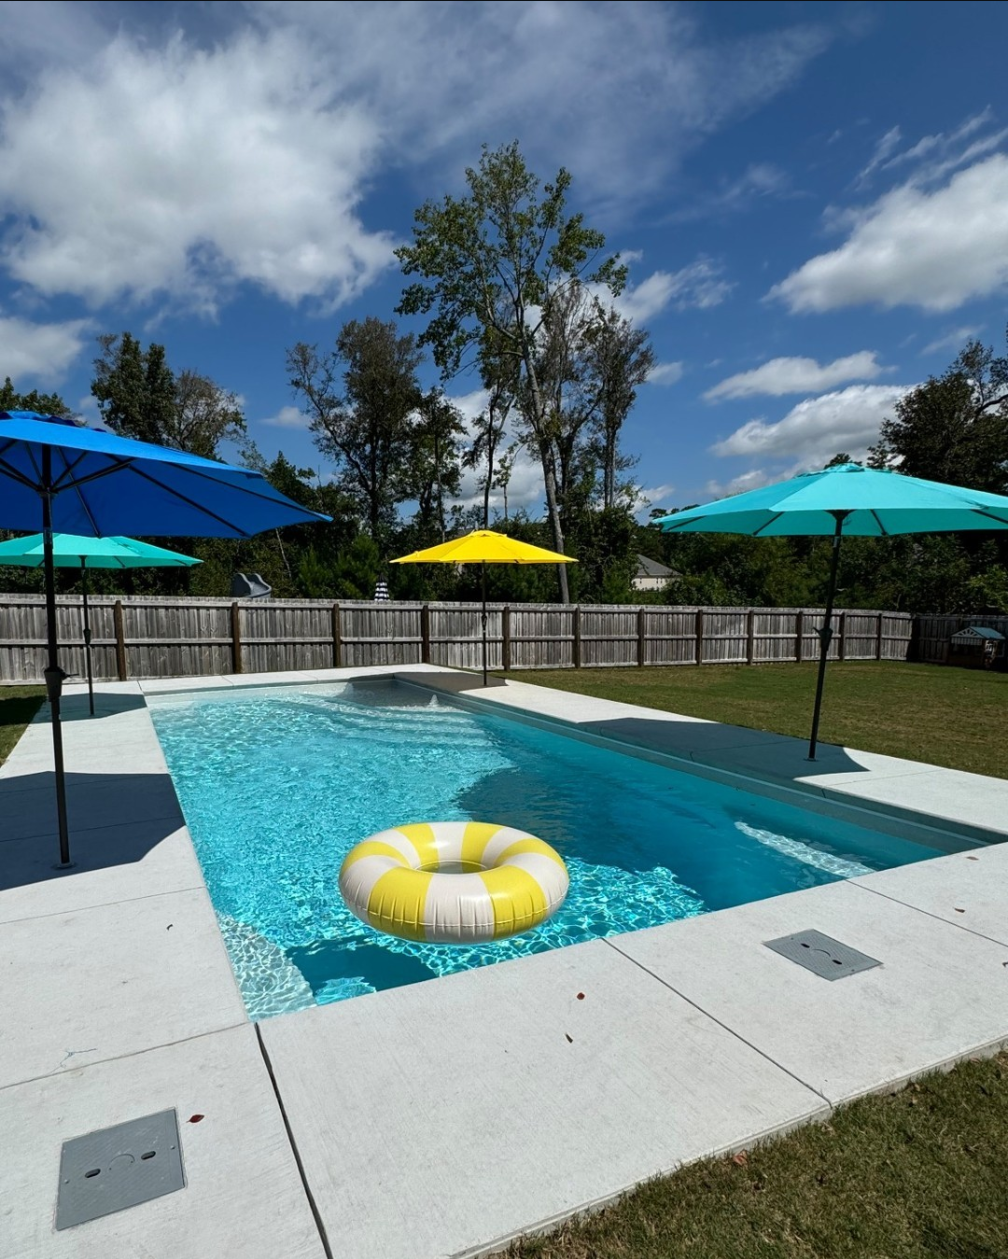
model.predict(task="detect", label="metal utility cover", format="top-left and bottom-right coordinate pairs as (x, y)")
top-left (764, 929), bottom-right (881, 981)
top-left (56, 1109), bottom-right (185, 1230)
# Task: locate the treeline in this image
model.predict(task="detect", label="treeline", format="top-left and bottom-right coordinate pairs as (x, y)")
top-left (2, 141), bottom-right (1007, 615)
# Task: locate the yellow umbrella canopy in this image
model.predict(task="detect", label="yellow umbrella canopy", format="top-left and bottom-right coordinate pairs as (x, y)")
top-left (392, 529), bottom-right (576, 683)
top-left (392, 529), bottom-right (575, 565)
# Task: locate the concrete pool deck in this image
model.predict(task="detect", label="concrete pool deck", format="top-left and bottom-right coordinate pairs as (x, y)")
top-left (1, 664), bottom-right (1007, 1258)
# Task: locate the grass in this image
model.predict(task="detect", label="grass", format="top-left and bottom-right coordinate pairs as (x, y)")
top-left (0, 685), bottom-right (45, 766)
top-left (505, 1054), bottom-right (1008, 1259)
top-left (507, 661), bottom-right (1008, 780)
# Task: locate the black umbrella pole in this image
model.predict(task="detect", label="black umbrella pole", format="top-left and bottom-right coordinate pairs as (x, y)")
top-left (81, 561), bottom-right (94, 716)
top-left (808, 515), bottom-right (846, 761)
top-left (41, 466), bottom-right (72, 866)
top-left (481, 562), bottom-right (488, 686)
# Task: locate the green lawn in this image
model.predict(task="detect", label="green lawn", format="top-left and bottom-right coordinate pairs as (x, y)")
top-left (506, 1053), bottom-right (1008, 1259)
top-left (508, 661), bottom-right (1008, 779)
top-left (0, 685), bottom-right (45, 766)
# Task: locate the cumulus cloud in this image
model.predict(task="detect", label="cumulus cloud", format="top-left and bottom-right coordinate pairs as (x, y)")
top-left (921, 326), bottom-right (981, 356)
top-left (648, 361), bottom-right (685, 386)
top-left (0, 314), bottom-right (92, 383)
top-left (702, 468), bottom-right (780, 500)
top-left (617, 260), bottom-right (731, 323)
top-left (0, 30), bottom-right (394, 311)
top-left (705, 351), bottom-right (884, 401)
top-left (260, 405), bottom-right (310, 429)
top-left (770, 155), bottom-right (1008, 313)
top-left (0, 4), bottom-right (834, 315)
top-left (710, 383), bottom-right (910, 466)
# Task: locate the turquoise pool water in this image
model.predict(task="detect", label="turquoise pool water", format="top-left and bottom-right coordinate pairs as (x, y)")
top-left (148, 679), bottom-right (939, 1018)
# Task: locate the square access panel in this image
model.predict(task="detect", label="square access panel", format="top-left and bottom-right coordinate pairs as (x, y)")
top-left (764, 929), bottom-right (882, 981)
top-left (56, 1108), bottom-right (185, 1231)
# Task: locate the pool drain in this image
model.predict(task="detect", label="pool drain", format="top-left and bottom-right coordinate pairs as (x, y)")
top-left (55, 1109), bottom-right (185, 1230)
top-left (763, 929), bottom-right (881, 981)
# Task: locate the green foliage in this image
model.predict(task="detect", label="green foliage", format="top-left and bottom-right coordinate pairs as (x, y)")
top-left (871, 335), bottom-right (1008, 492)
top-left (91, 333), bottom-right (245, 458)
top-left (287, 317), bottom-right (423, 547)
top-left (0, 377), bottom-right (69, 416)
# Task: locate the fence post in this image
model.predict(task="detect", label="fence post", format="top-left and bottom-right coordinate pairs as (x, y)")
top-left (746, 609), bottom-right (755, 665)
top-left (421, 603), bottom-right (431, 664)
top-left (572, 605), bottom-right (582, 668)
top-left (637, 606), bottom-right (646, 666)
top-left (230, 601), bottom-right (243, 674)
top-left (331, 603), bottom-right (341, 669)
top-left (875, 611), bottom-right (884, 661)
top-left (837, 610), bottom-right (846, 662)
top-left (502, 605), bottom-right (511, 672)
top-left (795, 610), bottom-right (804, 663)
top-left (694, 608), bottom-right (704, 665)
top-left (113, 599), bottom-right (128, 681)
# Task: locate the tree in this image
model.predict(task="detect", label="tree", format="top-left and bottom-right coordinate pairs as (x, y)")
top-left (584, 303), bottom-right (655, 510)
top-left (870, 336), bottom-right (1008, 492)
top-left (397, 141), bottom-right (626, 602)
top-left (463, 329), bottom-right (519, 528)
top-left (0, 377), bottom-right (69, 416)
top-left (91, 333), bottom-right (245, 458)
top-left (410, 388), bottom-right (465, 543)
top-left (287, 318), bottom-right (423, 547)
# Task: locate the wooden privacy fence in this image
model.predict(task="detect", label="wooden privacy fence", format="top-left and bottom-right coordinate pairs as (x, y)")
top-left (0, 594), bottom-right (915, 684)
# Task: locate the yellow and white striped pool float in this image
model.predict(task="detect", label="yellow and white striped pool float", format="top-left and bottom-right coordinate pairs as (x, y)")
top-left (338, 821), bottom-right (569, 944)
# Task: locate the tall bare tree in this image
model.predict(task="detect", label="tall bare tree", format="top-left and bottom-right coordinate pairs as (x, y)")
top-left (397, 142), bottom-right (625, 602)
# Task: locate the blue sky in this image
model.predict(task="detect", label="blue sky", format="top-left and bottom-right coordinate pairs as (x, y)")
top-left (1, 1), bottom-right (1007, 516)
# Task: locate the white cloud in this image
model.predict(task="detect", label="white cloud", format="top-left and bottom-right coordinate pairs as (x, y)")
top-left (647, 362), bottom-right (685, 386)
top-left (260, 405), bottom-right (310, 429)
top-left (0, 30), bottom-right (395, 311)
top-left (710, 383), bottom-right (910, 465)
top-left (705, 351), bottom-right (884, 401)
top-left (921, 326), bottom-right (981, 356)
top-left (0, 314), bottom-right (92, 383)
top-left (770, 155), bottom-right (1008, 313)
top-left (702, 468), bottom-right (780, 500)
top-left (668, 162), bottom-right (791, 222)
top-left (618, 260), bottom-right (731, 323)
top-left (855, 125), bottom-right (901, 185)
top-left (0, 6), bottom-right (833, 316)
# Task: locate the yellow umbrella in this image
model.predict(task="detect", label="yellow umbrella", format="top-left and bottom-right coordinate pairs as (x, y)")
top-left (392, 529), bottom-right (576, 684)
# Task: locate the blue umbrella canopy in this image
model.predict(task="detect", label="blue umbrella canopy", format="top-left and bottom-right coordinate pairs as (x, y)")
top-left (0, 410), bottom-right (325, 536)
top-left (0, 533), bottom-right (201, 567)
top-left (0, 410), bottom-right (330, 867)
top-left (654, 463), bottom-right (1008, 761)
top-left (654, 462), bottom-right (1008, 536)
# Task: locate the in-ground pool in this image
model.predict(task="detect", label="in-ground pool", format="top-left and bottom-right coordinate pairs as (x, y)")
top-left (148, 678), bottom-right (944, 1018)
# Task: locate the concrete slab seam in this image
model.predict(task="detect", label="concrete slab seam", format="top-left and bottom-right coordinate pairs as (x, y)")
top-left (0, 883), bottom-right (209, 928)
top-left (254, 1024), bottom-right (335, 1259)
top-left (849, 880), bottom-right (1008, 950)
top-left (599, 936), bottom-right (833, 1107)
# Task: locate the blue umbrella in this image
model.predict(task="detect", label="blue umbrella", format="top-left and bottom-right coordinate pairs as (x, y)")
top-left (0, 410), bottom-right (330, 866)
top-left (655, 462), bottom-right (1008, 759)
top-left (0, 533), bottom-right (202, 716)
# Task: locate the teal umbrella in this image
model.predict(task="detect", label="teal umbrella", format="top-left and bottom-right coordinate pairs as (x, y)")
top-left (655, 463), bottom-right (1008, 758)
top-left (0, 533), bottom-right (201, 716)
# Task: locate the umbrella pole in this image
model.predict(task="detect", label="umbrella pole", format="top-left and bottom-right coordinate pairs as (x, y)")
top-left (81, 560), bottom-right (94, 717)
top-left (808, 513), bottom-right (847, 761)
top-left (481, 562), bottom-right (488, 686)
top-left (41, 451), bottom-right (72, 867)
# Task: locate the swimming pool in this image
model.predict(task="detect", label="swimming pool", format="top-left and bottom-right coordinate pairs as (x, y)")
top-left (148, 678), bottom-right (942, 1018)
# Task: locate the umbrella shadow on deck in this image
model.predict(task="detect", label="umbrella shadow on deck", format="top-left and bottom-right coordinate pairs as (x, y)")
top-left (0, 769), bottom-right (186, 894)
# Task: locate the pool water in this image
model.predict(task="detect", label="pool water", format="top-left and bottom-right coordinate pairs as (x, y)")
top-left (148, 679), bottom-right (940, 1018)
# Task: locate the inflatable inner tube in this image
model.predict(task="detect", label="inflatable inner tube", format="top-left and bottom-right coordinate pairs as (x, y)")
top-left (339, 820), bottom-right (569, 944)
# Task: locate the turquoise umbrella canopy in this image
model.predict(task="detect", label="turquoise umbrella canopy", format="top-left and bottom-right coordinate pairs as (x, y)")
top-left (654, 464), bottom-right (1008, 759)
top-left (0, 532), bottom-right (202, 568)
top-left (0, 533), bottom-right (202, 718)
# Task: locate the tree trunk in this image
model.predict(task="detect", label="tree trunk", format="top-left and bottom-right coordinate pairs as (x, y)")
top-left (525, 361), bottom-right (569, 602)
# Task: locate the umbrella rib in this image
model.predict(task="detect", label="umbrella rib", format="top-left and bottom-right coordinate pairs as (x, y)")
top-left (57, 448), bottom-right (103, 535)
top-left (0, 452), bottom-right (39, 491)
top-left (870, 509), bottom-right (890, 536)
top-left (752, 513), bottom-right (784, 537)
top-left (117, 464), bottom-right (257, 536)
